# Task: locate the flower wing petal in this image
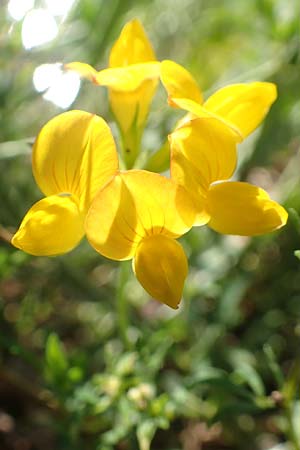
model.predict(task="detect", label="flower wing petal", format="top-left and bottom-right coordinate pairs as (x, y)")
top-left (204, 82), bottom-right (277, 138)
top-left (32, 110), bottom-right (118, 212)
top-left (133, 235), bottom-right (188, 309)
top-left (160, 59), bottom-right (203, 105)
top-left (170, 97), bottom-right (242, 141)
top-left (85, 170), bottom-right (196, 261)
top-left (95, 62), bottom-right (160, 91)
top-left (207, 181), bottom-right (288, 236)
top-left (170, 117), bottom-right (238, 225)
top-left (109, 19), bottom-right (156, 67)
top-left (11, 195), bottom-right (84, 256)
top-left (65, 62), bottom-right (97, 82)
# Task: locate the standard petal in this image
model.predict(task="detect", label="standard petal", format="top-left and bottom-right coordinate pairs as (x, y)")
top-left (170, 117), bottom-right (238, 225)
top-left (160, 60), bottom-right (203, 105)
top-left (133, 234), bottom-right (188, 309)
top-left (11, 195), bottom-right (84, 256)
top-left (85, 170), bottom-right (196, 261)
top-left (204, 82), bottom-right (277, 138)
top-left (109, 19), bottom-right (156, 67)
top-left (207, 181), bottom-right (288, 236)
top-left (95, 62), bottom-right (160, 91)
top-left (32, 110), bottom-right (119, 212)
top-left (65, 62), bottom-right (97, 82)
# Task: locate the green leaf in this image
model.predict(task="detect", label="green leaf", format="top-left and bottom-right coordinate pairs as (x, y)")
top-left (288, 208), bottom-right (300, 236)
top-left (137, 420), bottom-right (157, 450)
top-left (291, 401), bottom-right (300, 446)
top-left (263, 344), bottom-right (284, 388)
top-left (144, 141), bottom-right (170, 173)
top-left (231, 363), bottom-right (265, 396)
top-left (282, 360), bottom-right (300, 403)
top-left (45, 333), bottom-right (68, 382)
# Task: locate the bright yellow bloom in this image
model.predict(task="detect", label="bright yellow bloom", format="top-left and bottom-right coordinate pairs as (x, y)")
top-left (85, 170), bottom-right (196, 308)
top-left (66, 19), bottom-right (160, 168)
top-left (169, 117), bottom-right (288, 235)
top-left (161, 60), bottom-right (277, 140)
top-left (11, 110), bottom-right (119, 256)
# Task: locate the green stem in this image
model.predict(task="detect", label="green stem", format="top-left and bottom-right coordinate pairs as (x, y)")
top-left (281, 360), bottom-right (300, 450)
top-left (286, 402), bottom-right (300, 450)
top-left (121, 127), bottom-right (142, 169)
top-left (116, 261), bottom-right (131, 349)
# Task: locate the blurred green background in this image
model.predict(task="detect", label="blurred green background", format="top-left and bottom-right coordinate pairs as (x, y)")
top-left (1, 0), bottom-right (300, 449)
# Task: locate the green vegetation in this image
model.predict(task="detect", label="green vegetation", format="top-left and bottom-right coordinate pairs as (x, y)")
top-left (1, 0), bottom-right (300, 449)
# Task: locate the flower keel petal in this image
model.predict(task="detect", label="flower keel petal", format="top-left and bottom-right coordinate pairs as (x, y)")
top-left (133, 235), bottom-right (188, 309)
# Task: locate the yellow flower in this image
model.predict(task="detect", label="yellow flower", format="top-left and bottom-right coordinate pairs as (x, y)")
top-left (85, 170), bottom-right (196, 308)
top-left (11, 110), bottom-right (119, 256)
top-left (160, 59), bottom-right (277, 140)
top-left (66, 19), bottom-right (160, 168)
top-left (169, 117), bottom-right (288, 235)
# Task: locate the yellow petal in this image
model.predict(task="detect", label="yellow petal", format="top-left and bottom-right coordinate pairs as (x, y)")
top-left (32, 110), bottom-right (119, 213)
top-left (108, 78), bottom-right (158, 168)
top-left (85, 170), bottom-right (196, 261)
top-left (207, 181), bottom-right (288, 236)
top-left (170, 97), bottom-right (242, 141)
top-left (170, 117), bottom-right (238, 225)
top-left (95, 62), bottom-right (160, 91)
top-left (109, 78), bottom-right (157, 132)
top-left (64, 62), bottom-right (97, 82)
top-left (109, 19), bottom-right (156, 67)
top-left (204, 82), bottom-right (277, 138)
top-left (11, 195), bottom-right (84, 256)
top-left (133, 234), bottom-right (188, 309)
top-left (160, 60), bottom-right (203, 105)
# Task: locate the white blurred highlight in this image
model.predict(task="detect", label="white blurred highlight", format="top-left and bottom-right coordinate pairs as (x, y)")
top-left (45, 0), bottom-right (76, 16)
top-left (7, 0), bottom-right (34, 21)
top-left (22, 9), bottom-right (58, 49)
top-left (33, 64), bottom-right (81, 109)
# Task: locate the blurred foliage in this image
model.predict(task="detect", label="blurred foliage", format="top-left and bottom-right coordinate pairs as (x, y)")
top-left (1, 0), bottom-right (300, 449)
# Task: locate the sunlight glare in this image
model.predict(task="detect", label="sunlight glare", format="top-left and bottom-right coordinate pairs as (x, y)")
top-left (33, 64), bottom-right (81, 109)
top-left (7, 0), bottom-right (34, 21)
top-left (22, 9), bottom-right (58, 49)
top-left (45, 0), bottom-right (76, 16)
